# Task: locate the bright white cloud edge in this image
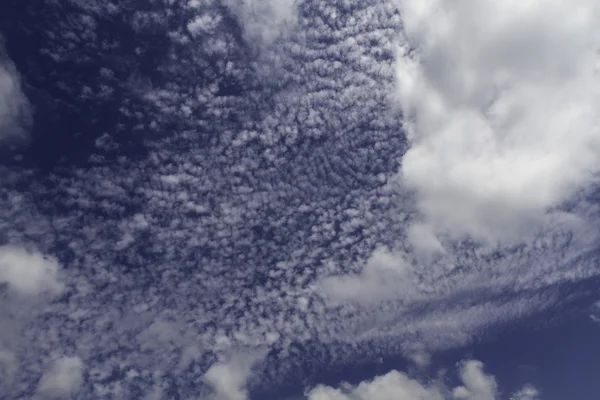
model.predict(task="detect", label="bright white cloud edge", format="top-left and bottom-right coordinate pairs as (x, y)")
top-left (0, 36), bottom-right (31, 146)
top-left (307, 359), bottom-right (537, 400)
top-left (392, 0), bottom-right (600, 246)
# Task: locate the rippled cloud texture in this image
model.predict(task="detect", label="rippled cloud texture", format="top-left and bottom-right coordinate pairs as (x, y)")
top-left (0, 0), bottom-right (597, 398)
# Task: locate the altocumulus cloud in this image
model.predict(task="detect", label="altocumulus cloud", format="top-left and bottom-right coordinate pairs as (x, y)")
top-left (0, 0), bottom-right (598, 398)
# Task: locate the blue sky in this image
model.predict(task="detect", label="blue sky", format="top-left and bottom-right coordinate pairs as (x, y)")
top-left (0, 0), bottom-right (599, 399)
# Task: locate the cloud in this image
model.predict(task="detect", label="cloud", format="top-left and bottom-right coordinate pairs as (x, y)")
top-left (452, 360), bottom-right (497, 400)
top-left (319, 246), bottom-right (420, 304)
top-left (1, 0), bottom-right (598, 397)
top-left (512, 385), bottom-right (541, 400)
top-left (37, 356), bottom-right (84, 398)
top-left (307, 370), bottom-right (444, 400)
top-left (0, 37), bottom-right (31, 146)
top-left (393, 0), bottom-right (600, 245)
top-left (203, 350), bottom-right (265, 400)
top-left (0, 246), bottom-right (64, 396)
top-left (0, 245), bottom-right (63, 296)
top-left (306, 359), bottom-right (533, 400)
top-left (222, 0), bottom-right (298, 46)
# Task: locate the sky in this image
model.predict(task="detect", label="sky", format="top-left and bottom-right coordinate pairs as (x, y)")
top-left (0, 0), bottom-right (599, 399)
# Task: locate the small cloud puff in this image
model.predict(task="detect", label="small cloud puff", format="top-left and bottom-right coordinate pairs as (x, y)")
top-left (37, 356), bottom-right (84, 399)
top-left (512, 385), bottom-right (541, 400)
top-left (203, 350), bottom-right (266, 400)
top-left (222, 0), bottom-right (298, 46)
top-left (318, 246), bottom-right (415, 304)
top-left (453, 360), bottom-right (497, 400)
top-left (0, 245), bottom-right (63, 296)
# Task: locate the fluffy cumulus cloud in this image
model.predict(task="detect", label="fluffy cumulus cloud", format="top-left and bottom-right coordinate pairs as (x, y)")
top-left (319, 246), bottom-right (415, 304)
top-left (393, 0), bottom-right (600, 245)
top-left (512, 385), bottom-right (541, 400)
top-left (0, 246), bottom-right (63, 296)
top-left (203, 351), bottom-right (265, 400)
top-left (0, 36), bottom-right (31, 145)
top-left (308, 371), bottom-right (444, 400)
top-left (307, 360), bottom-right (535, 400)
top-left (452, 360), bottom-right (497, 400)
top-left (36, 356), bottom-right (84, 398)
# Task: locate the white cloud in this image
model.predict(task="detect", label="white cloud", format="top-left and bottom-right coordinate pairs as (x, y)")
top-left (306, 360), bottom-right (535, 400)
top-left (512, 385), bottom-right (541, 400)
top-left (37, 356), bottom-right (84, 398)
top-left (393, 0), bottom-right (600, 245)
top-left (0, 245), bottom-right (63, 296)
top-left (407, 222), bottom-right (445, 260)
top-left (590, 300), bottom-right (600, 323)
top-left (222, 0), bottom-right (298, 46)
top-left (187, 13), bottom-right (222, 36)
top-left (2, 1), bottom-right (596, 395)
top-left (452, 360), bottom-right (497, 400)
top-left (203, 350), bottom-right (265, 400)
top-left (318, 246), bottom-right (415, 304)
top-left (409, 351), bottom-right (432, 369)
top-left (0, 37), bottom-right (31, 146)
top-left (307, 371), bottom-right (444, 400)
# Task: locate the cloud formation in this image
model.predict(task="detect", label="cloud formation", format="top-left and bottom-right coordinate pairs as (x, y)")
top-left (37, 356), bottom-right (84, 399)
top-left (453, 360), bottom-right (497, 400)
top-left (222, 0), bottom-right (298, 46)
top-left (319, 246), bottom-right (415, 304)
top-left (307, 360), bottom-right (534, 400)
top-left (393, 0), bottom-right (600, 245)
top-left (1, 0), bottom-right (599, 397)
top-left (0, 246), bottom-right (63, 296)
top-left (512, 385), bottom-right (541, 400)
top-left (308, 371), bottom-right (444, 400)
top-left (0, 37), bottom-right (31, 146)
top-left (203, 351), bottom-right (265, 400)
